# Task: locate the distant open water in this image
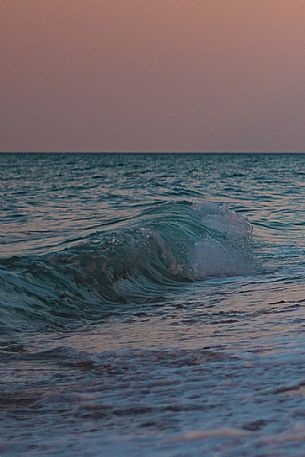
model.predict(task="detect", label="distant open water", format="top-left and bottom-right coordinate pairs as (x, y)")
top-left (0, 153), bottom-right (305, 456)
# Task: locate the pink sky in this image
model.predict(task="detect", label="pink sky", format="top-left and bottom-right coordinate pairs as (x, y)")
top-left (2, 0), bottom-right (305, 152)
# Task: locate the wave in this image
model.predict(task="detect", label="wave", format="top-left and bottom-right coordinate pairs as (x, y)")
top-left (0, 202), bottom-right (255, 332)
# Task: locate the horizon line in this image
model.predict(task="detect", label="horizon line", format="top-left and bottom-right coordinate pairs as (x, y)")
top-left (1, 151), bottom-right (305, 154)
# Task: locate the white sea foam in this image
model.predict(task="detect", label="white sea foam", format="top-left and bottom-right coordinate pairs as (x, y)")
top-left (190, 239), bottom-right (254, 279)
top-left (189, 202), bottom-right (254, 279)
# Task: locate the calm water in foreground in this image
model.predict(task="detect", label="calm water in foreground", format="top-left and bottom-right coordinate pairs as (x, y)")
top-left (0, 153), bottom-right (305, 456)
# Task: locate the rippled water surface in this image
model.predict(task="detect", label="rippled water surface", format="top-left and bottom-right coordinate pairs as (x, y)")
top-left (0, 153), bottom-right (305, 456)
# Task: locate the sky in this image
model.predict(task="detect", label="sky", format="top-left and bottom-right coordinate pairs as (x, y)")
top-left (1, 0), bottom-right (305, 152)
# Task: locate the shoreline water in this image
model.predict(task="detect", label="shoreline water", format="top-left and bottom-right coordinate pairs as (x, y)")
top-left (1, 153), bottom-right (304, 456)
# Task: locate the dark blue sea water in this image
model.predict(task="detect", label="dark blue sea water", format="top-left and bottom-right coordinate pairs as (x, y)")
top-left (1, 153), bottom-right (305, 456)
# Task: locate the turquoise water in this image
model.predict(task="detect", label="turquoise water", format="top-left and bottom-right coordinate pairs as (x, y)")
top-left (1, 153), bottom-right (305, 456)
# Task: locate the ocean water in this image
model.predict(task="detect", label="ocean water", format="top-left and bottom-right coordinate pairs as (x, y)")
top-left (0, 152), bottom-right (304, 456)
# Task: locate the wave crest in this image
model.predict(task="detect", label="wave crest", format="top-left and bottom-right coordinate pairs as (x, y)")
top-left (0, 202), bottom-right (255, 332)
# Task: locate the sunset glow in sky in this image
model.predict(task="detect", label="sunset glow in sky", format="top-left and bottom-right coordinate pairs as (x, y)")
top-left (2, 0), bottom-right (305, 152)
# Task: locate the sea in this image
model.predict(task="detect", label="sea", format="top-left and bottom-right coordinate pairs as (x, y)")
top-left (0, 152), bottom-right (304, 456)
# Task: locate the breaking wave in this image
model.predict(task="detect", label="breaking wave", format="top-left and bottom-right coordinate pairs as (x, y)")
top-left (0, 202), bottom-right (255, 332)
